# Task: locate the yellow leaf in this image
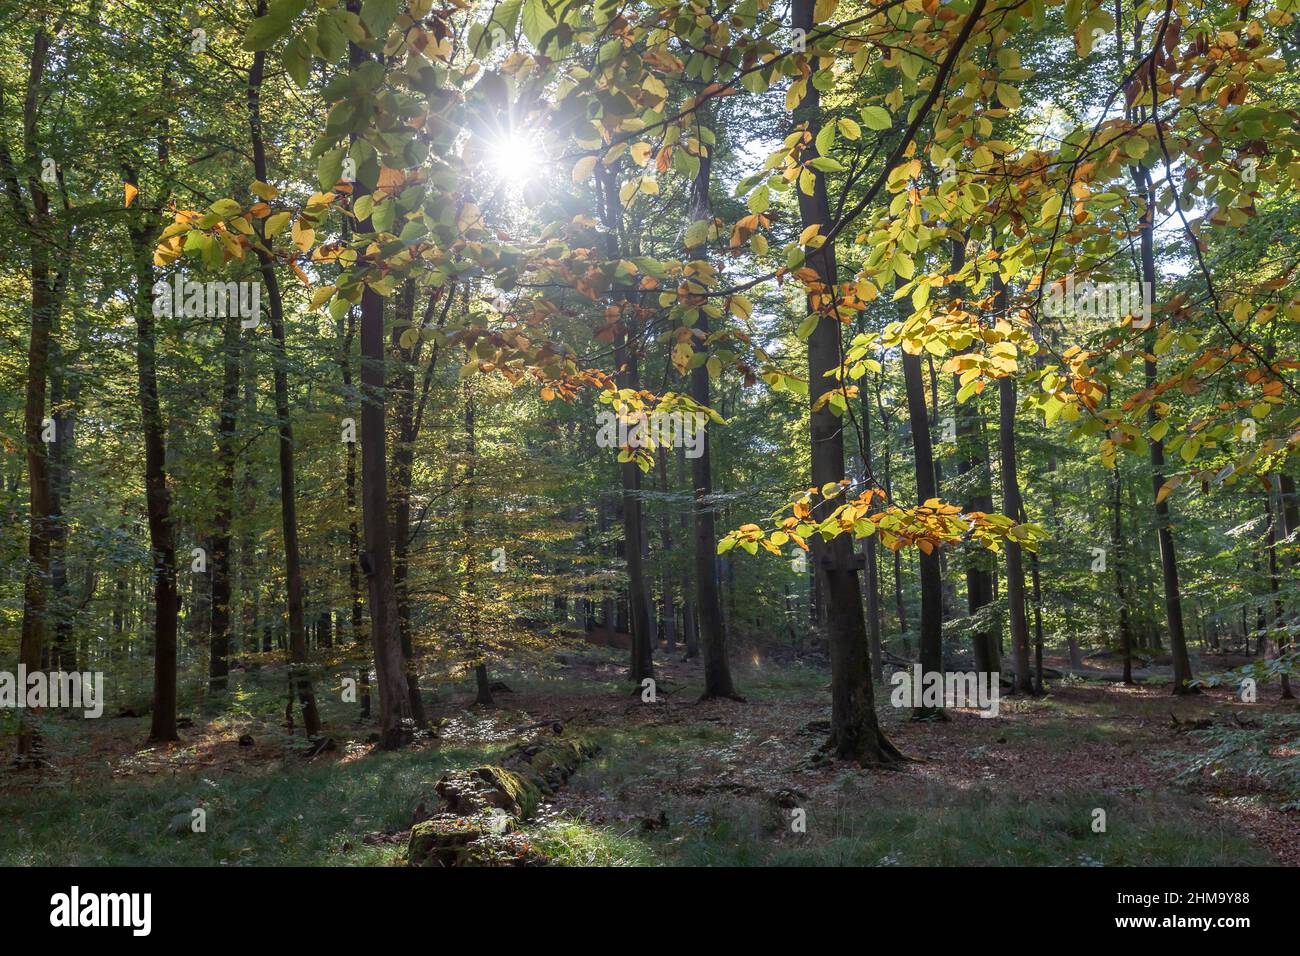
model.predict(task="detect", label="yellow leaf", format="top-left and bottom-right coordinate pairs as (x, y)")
top-left (265, 212), bottom-right (291, 237)
top-left (291, 218), bottom-right (314, 253)
top-left (124, 182), bottom-right (138, 208)
top-left (572, 156), bottom-right (597, 182)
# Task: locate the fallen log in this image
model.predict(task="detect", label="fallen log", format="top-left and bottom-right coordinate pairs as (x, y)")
top-left (407, 734), bottom-right (598, 867)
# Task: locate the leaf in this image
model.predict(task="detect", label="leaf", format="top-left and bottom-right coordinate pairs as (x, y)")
top-left (209, 198), bottom-right (242, 218)
top-left (837, 117), bottom-right (861, 140)
top-left (317, 148), bottom-right (345, 191)
top-left (571, 155), bottom-right (597, 182)
top-left (796, 313), bottom-right (819, 340)
top-left (815, 123), bottom-right (835, 156)
top-left (861, 106), bottom-right (892, 130)
top-left (521, 0), bottom-right (556, 47)
top-left (807, 156), bottom-right (845, 173)
top-left (244, 0), bottom-right (309, 52)
top-left (283, 36), bottom-right (311, 89)
top-left (123, 182), bottom-right (138, 208)
top-left (265, 211), bottom-right (292, 237)
top-left (684, 219), bottom-right (709, 249)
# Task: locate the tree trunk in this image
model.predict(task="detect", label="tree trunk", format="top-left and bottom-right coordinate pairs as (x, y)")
top-left (792, 0), bottom-right (899, 764)
top-left (6, 26), bottom-right (60, 763)
top-left (1132, 164), bottom-right (1196, 694)
top-left (1277, 473), bottom-right (1298, 698)
top-left (656, 450), bottom-right (677, 654)
top-left (681, 128), bottom-right (738, 700)
top-left (993, 259), bottom-right (1033, 696)
top-left (902, 321), bottom-right (945, 719)
top-left (349, 17), bottom-right (412, 747)
top-left (1113, 466), bottom-right (1134, 684)
top-left (128, 184), bottom-right (179, 743)
top-left (858, 364), bottom-right (883, 680)
top-left (597, 167), bottom-right (654, 686)
top-left (676, 446), bottom-right (699, 658)
top-left (209, 309), bottom-right (241, 692)
top-left (1267, 478), bottom-right (1294, 698)
top-left (249, 27), bottom-right (320, 736)
top-left (389, 278), bottom-right (433, 724)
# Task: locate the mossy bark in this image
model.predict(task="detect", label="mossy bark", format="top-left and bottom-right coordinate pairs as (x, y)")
top-left (407, 735), bottom-right (597, 866)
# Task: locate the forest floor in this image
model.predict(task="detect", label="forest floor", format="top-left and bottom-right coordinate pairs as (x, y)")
top-left (1, 637), bottom-right (1296, 866)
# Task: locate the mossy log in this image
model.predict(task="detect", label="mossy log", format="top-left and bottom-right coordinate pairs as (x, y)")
top-left (407, 734), bottom-right (597, 866)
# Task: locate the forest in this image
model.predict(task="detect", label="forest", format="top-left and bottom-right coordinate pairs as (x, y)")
top-left (0, 0), bottom-right (1298, 871)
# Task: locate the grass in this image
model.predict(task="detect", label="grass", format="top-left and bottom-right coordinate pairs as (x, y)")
top-left (557, 789), bottom-right (1271, 867)
top-left (0, 742), bottom-right (486, 866)
top-left (0, 653), bottom-right (1282, 867)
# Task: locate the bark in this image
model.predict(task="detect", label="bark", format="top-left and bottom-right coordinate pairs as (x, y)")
top-left (792, 0), bottom-right (899, 764)
top-left (339, 300), bottom-right (369, 717)
top-left (127, 178), bottom-right (179, 743)
top-left (209, 309), bottom-right (241, 692)
top-left (249, 24), bottom-right (321, 735)
top-left (1132, 163), bottom-right (1196, 694)
top-left (1113, 467), bottom-right (1134, 685)
top-left (875, 381), bottom-right (908, 642)
top-left (656, 450), bottom-right (677, 653)
top-left (676, 447), bottom-right (699, 658)
top-left (463, 386), bottom-right (493, 707)
top-left (3, 26), bottom-right (62, 763)
top-left (349, 16), bottom-right (413, 746)
top-left (47, 352), bottom-right (78, 672)
top-left (857, 361), bottom-right (883, 680)
top-left (902, 306), bottom-right (945, 719)
top-left (407, 734), bottom-right (598, 866)
top-left (682, 120), bottom-right (738, 700)
top-left (1267, 478), bottom-right (1294, 698)
top-left (990, 268), bottom-right (1033, 695)
top-left (950, 241), bottom-right (999, 675)
top-left (597, 166), bottom-right (654, 685)
top-left (390, 278), bottom-right (439, 725)
top-left (1278, 473), bottom-right (1298, 697)
top-left (998, 373), bottom-right (1033, 695)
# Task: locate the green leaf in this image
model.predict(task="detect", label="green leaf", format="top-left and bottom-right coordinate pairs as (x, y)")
top-left (808, 156), bottom-right (845, 173)
top-left (684, 219), bottom-right (709, 249)
top-left (861, 106), bottom-right (892, 130)
top-left (521, 0), bottom-right (557, 47)
top-left (283, 36), bottom-right (311, 89)
top-left (317, 148), bottom-right (345, 191)
top-left (815, 123), bottom-right (835, 156)
top-left (244, 0), bottom-right (309, 52)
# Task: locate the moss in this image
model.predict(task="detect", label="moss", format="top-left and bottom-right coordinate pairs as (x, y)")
top-left (406, 735), bottom-right (599, 866)
top-left (475, 766), bottom-right (543, 819)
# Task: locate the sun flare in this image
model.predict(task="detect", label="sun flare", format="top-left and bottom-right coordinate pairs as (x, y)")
top-left (488, 132), bottom-right (540, 187)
